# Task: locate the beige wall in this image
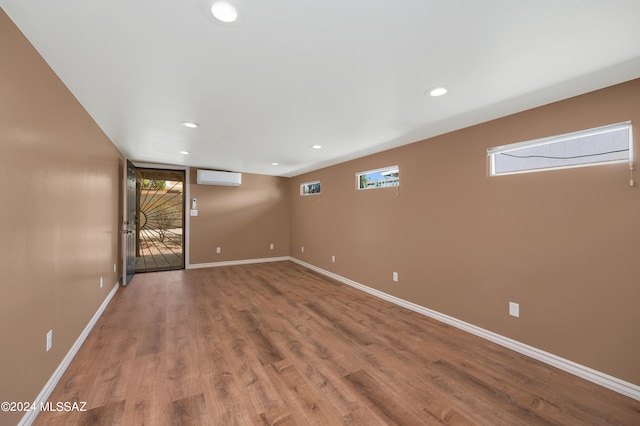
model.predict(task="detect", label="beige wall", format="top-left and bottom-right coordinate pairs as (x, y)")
top-left (0, 8), bottom-right (123, 424)
top-left (2, 6), bottom-right (639, 421)
top-left (290, 79), bottom-right (640, 386)
top-left (189, 169), bottom-right (290, 264)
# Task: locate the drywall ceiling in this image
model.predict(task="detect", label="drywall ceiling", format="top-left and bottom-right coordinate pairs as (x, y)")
top-left (2, 0), bottom-right (640, 177)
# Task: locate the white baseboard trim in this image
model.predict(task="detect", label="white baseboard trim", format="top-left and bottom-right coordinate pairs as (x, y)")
top-left (289, 257), bottom-right (640, 401)
top-left (187, 256), bottom-right (290, 269)
top-left (19, 281), bottom-right (121, 426)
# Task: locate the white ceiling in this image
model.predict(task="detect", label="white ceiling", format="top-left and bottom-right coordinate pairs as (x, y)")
top-left (3, 0), bottom-right (640, 177)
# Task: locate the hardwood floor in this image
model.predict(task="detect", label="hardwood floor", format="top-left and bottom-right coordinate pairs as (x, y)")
top-left (34, 261), bottom-right (640, 425)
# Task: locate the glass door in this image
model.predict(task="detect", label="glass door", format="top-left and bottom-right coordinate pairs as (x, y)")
top-left (135, 168), bottom-right (185, 272)
top-left (125, 161), bottom-right (137, 284)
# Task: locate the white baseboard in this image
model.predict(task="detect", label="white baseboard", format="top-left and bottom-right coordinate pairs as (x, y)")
top-left (289, 257), bottom-right (640, 401)
top-left (19, 282), bottom-right (121, 426)
top-left (187, 256), bottom-right (290, 269)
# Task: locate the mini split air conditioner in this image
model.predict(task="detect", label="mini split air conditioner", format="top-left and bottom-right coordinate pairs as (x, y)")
top-left (196, 169), bottom-right (242, 186)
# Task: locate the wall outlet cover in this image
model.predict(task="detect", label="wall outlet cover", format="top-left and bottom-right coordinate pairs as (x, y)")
top-left (509, 302), bottom-right (520, 318)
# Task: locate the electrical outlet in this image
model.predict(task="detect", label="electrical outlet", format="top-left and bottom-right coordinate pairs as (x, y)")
top-left (392, 272), bottom-right (398, 282)
top-left (509, 302), bottom-right (520, 318)
top-left (100, 276), bottom-right (103, 288)
top-left (331, 255), bottom-right (335, 263)
top-left (269, 243), bottom-right (274, 250)
top-left (301, 246), bottom-right (304, 253)
top-left (46, 330), bottom-right (52, 352)
top-left (113, 263), bottom-right (117, 273)
top-left (216, 247), bottom-right (221, 254)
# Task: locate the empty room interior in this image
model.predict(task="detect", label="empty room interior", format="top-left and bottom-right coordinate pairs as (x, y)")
top-left (1, 1), bottom-right (640, 425)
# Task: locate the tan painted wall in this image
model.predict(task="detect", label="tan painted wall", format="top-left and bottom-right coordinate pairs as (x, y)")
top-left (189, 169), bottom-right (290, 264)
top-left (290, 79), bottom-right (640, 386)
top-left (0, 9), bottom-right (123, 425)
top-left (2, 6), bottom-right (639, 421)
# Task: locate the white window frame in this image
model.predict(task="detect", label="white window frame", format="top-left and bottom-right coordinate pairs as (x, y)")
top-left (356, 166), bottom-right (399, 190)
top-left (487, 121), bottom-right (633, 176)
top-left (300, 180), bottom-right (321, 196)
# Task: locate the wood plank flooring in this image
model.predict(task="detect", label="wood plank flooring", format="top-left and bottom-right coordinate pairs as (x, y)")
top-left (34, 261), bottom-right (640, 425)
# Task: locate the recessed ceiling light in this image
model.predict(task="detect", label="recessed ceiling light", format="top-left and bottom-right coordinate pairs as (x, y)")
top-left (312, 145), bottom-right (322, 149)
top-left (428, 87), bottom-right (448, 97)
top-left (179, 151), bottom-right (190, 155)
top-left (211, 1), bottom-right (238, 23)
top-left (271, 162), bottom-right (279, 166)
top-left (183, 121), bottom-right (199, 128)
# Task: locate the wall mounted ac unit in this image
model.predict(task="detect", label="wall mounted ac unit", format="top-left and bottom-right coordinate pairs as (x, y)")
top-left (196, 169), bottom-right (242, 186)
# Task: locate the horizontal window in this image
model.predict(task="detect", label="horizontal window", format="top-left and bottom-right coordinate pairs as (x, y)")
top-left (487, 122), bottom-right (632, 176)
top-left (357, 166), bottom-right (399, 190)
top-left (300, 181), bottom-right (321, 195)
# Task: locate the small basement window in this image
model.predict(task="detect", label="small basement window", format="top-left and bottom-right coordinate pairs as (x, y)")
top-left (487, 122), bottom-right (632, 176)
top-left (300, 181), bottom-right (321, 195)
top-left (357, 166), bottom-right (399, 190)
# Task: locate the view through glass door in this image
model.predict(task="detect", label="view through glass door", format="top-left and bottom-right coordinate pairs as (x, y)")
top-left (135, 168), bottom-right (185, 272)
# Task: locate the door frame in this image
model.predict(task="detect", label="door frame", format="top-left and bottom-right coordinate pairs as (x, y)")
top-left (122, 161), bottom-right (191, 284)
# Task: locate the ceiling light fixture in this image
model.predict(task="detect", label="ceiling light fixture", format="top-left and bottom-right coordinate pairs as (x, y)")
top-left (183, 121), bottom-right (199, 128)
top-left (312, 145), bottom-right (322, 149)
top-left (271, 162), bottom-right (279, 166)
top-left (428, 87), bottom-right (448, 97)
top-left (179, 151), bottom-right (190, 155)
top-left (211, 1), bottom-right (239, 23)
